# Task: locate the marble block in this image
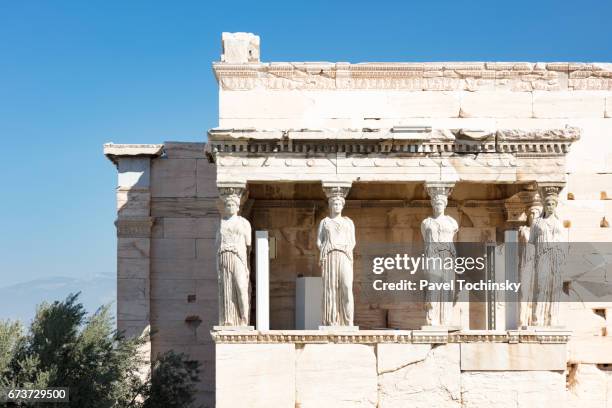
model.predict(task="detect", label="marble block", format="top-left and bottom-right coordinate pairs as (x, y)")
top-left (460, 343), bottom-right (567, 371)
top-left (461, 371), bottom-right (566, 408)
top-left (216, 343), bottom-right (294, 408)
top-left (378, 343), bottom-right (461, 408)
top-left (296, 344), bottom-right (377, 408)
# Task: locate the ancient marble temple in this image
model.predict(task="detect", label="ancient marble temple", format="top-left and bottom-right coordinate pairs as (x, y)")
top-left (105, 33), bottom-right (612, 408)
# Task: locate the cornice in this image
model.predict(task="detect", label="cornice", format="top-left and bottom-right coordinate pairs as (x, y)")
top-left (206, 127), bottom-right (580, 158)
top-left (104, 143), bottom-right (164, 165)
top-left (213, 61), bottom-right (612, 91)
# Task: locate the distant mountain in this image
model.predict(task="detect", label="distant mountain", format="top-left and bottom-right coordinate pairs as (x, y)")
top-left (0, 274), bottom-right (116, 325)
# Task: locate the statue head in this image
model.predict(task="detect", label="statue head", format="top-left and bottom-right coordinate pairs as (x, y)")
top-left (329, 196), bottom-right (345, 217)
top-left (222, 194), bottom-right (240, 217)
top-left (218, 186), bottom-right (244, 218)
top-left (537, 185), bottom-right (562, 219)
top-left (426, 184), bottom-right (452, 218)
top-left (527, 205), bottom-right (542, 225)
top-left (323, 185), bottom-right (349, 217)
top-left (431, 194), bottom-right (448, 218)
top-left (542, 195), bottom-right (557, 218)
top-left (539, 185), bottom-right (561, 218)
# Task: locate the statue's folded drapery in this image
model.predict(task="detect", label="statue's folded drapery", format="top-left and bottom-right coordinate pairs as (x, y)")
top-left (318, 216), bottom-right (355, 326)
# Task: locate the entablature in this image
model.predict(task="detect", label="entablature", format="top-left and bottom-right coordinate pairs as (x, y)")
top-left (207, 126), bottom-right (579, 159)
top-left (206, 127), bottom-right (578, 185)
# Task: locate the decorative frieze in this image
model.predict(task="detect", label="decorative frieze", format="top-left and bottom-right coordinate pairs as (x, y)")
top-left (251, 199), bottom-right (462, 210)
top-left (213, 61), bottom-right (612, 91)
top-left (412, 329), bottom-right (449, 344)
top-left (212, 331), bottom-right (412, 344)
top-left (515, 330), bottom-right (572, 344)
top-left (207, 127), bottom-right (580, 160)
top-left (210, 329), bottom-right (571, 345)
top-left (496, 126), bottom-right (580, 156)
top-left (451, 331), bottom-right (510, 343)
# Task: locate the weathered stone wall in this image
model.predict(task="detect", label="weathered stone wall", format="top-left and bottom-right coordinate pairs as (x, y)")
top-left (215, 338), bottom-right (571, 408)
top-left (148, 142), bottom-right (218, 407)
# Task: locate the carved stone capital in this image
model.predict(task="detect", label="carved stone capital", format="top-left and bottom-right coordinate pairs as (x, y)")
top-left (217, 182), bottom-right (248, 213)
top-left (218, 182), bottom-right (247, 200)
top-left (115, 217), bottom-right (154, 238)
top-left (504, 189), bottom-right (541, 224)
top-left (537, 182), bottom-right (564, 203)
top-left (424, 182), bottom-right (454, 200)
top-left (218, 183), bottom-right (246, 199)
top-left (322, 181), bottom-right (352, 200)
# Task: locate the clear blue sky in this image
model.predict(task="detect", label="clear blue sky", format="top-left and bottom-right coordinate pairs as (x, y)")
top-left (0, 0), bottom-right (610, 288)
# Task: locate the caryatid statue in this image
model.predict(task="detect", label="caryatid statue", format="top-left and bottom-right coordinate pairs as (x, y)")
top-left (529, 184), bottom-right (566, 327)
top-left (317, 185), bottom-right (356, 327)
top-left (518, 202), bottom-right (541, 328)
top-left (216, 186), bottom-right (252, 327)
top-left (421, 183), bottom-right (458, 327)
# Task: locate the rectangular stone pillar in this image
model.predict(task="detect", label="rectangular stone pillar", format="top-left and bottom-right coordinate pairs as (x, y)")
top-left (504, 230), bottom-right (519, 330)
top-left (115, 159), bottom-right (154, 368)
top-left (295, 277), bottom-right (322, 329)
top-left (104, 144), bottom-right (163, 371)
top-left (255, 230), bottom-right (269, 330)
top-left (492, 242), bottom-right (507, 330)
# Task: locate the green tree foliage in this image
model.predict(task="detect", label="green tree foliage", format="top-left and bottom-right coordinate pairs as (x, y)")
top-left (0, 294), bottom-right (201, 408)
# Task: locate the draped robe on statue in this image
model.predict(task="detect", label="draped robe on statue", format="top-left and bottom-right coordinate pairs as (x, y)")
top-left (216, 215), bottom-right (251, 326)
top-left (421, 215), bottom-right (458, 326)
top-left (518, 225), bottom-right (536, 327)
top-left (318, 216), bottom-right (355, 326)
top-left (529, 215), bottom-right (565, 327)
